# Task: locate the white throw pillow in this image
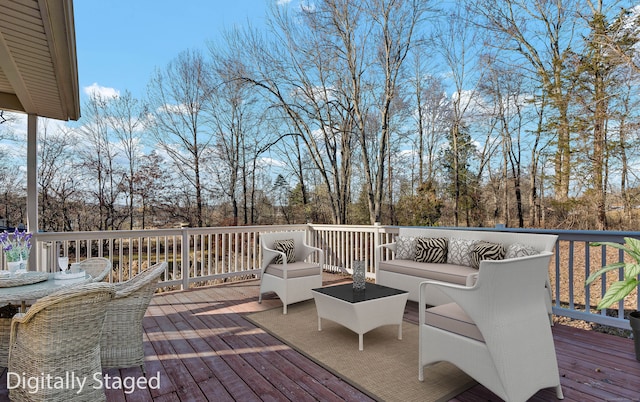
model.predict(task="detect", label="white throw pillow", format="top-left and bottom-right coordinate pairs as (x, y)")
top-left (504, 242), bottom-right (539, 259)
top-left (447, 238), bottom-right (478, 267)
top-left (395, 236), bottom-right (416, 260)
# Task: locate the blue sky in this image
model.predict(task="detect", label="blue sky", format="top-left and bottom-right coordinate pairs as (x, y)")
top-left (74, 0), bottom-right (276, 102)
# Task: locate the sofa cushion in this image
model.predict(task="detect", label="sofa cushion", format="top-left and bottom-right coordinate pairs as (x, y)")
top-left (447, 238), bottom-right (478, 267)
top-left (425, 302), bottom-right (484, 342)
top-left (265, 261), bottom-right (319, 278)
top-left (504, 242), bottom-right (539, 259)
top-left (470, 241), bottom-right (505, 269)
top-left (414, 237), bottom-right (448, 263)
top-left (378, 259), bottom-right (475, 285)
top-left (395, 236), bottom-right (416, 260)
top-left (273, 239), bottom-right (296, 264)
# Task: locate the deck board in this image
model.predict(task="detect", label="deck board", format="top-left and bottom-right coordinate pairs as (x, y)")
top-left (1, 274), bottom-right (639, 401)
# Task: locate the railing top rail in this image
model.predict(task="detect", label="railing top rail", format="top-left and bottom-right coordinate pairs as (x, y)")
top-left (34, 223), bottom-right (637, 241)
top-left (337, 225), bottom-right (638, 243)
top-left (33, 224), bottom-right (312, 241)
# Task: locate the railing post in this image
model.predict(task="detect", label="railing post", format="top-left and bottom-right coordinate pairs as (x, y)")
top-left (181, 228), bottom-right (190, 290)
top-left (374, 222), bottom-right (381, 283)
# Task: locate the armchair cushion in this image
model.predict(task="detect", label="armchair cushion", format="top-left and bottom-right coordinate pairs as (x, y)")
top-left (470, 241), bottom-right (505, 269)
top-left (273, 239), bottom-right (296, 264)
top-left (265, 261), bottom-right (320, 279)
top-left (414, 237), bottom-right (448, 263)
top-left (425, 302), bottom-right (484, 342)
top-left (447, 238), bottom-right (478, 267)
top-left (395, 236), bottom-right (416, 260)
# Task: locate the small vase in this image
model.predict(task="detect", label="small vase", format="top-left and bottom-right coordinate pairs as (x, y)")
top-left (7, 259), bottom-right (26, 274)
top-left (352, 260), bottom-right (366, 291)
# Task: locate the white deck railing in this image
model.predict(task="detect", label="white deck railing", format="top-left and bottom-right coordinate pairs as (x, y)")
top-left (2, 224), bottom-right (638, 330)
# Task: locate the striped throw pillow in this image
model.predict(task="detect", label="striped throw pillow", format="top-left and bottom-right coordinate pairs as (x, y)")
top-left (414, 237), bottom-right (448, 263)
top-left (273, 239), bottom-right (296, 264)
top-left (471, 241), bottom-right (505, 269)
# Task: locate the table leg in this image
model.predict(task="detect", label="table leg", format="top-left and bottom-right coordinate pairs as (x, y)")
top-left (318, 316), bottom-right (322, 331)
top-left (359, 334), bottom-right (363, 351)
top-left (398, 322), bottom-right (402, 340)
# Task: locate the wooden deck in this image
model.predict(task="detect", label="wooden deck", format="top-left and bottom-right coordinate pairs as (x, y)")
top-left (1, 274), bottom-right (640, 401)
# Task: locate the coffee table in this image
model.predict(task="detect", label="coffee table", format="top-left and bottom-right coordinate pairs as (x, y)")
top-left (311, 283), bottom-right (408, 351)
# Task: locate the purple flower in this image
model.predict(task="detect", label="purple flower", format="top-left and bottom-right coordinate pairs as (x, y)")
top-left (1, 229), bottom-right (32, 262)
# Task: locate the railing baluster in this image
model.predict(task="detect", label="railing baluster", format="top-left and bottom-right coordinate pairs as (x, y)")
top-left (181, 229), bottom-right (189, 290)
top-left (568, 241), bottom-right (575, 310)
top-left (585, 242), bottom-right (591, 313)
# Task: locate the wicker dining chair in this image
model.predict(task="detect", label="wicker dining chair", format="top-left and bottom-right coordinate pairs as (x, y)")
top-left (100, 261), bottom-right (167, 374)
top-left (78, 257), bottom-right (112, 282)
top-left (0, 303), bottom-right (19, 367)
top-left (7, 282), bottom-right (115, 402)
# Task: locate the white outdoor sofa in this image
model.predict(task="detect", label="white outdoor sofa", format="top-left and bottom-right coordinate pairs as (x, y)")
top-left (376, 227), bottom-right (558, 308)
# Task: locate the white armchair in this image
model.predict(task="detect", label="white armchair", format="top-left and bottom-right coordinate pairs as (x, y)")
top-left (258, 231), bottom-right (324, 314)
top-left (418, 251), bottom-right (563, 402)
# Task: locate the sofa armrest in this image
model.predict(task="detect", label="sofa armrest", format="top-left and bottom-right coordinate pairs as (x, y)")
top-left (377, 242), bottom-right (397, 253)
top-left (466, 273), bottom-right (479, 287)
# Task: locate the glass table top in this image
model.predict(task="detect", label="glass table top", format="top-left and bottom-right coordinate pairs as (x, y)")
top-left (312, 283), bottom-right (407, 303)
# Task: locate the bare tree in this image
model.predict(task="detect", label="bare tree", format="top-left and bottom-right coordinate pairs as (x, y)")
top-left (226, 4), bottom-right (356, 224)
top-left (432, 4), bottom-right (484, 226)
top-left (147, 49), bottom-right (214, 227)
top-left (411, 67), bottom-right (451, 185)
top-left (356, 0), bottom-right (427, 224)
top-left (133, 151), bottom-right (165, 229)
top-left (469, 0), bottom-right (579, 202)
top-left (205, 43), bottom-right (270, 226)
top-left (479, 59), bottom-right (533, 227)
top-left (37, 123), bottom-right (79, 231)
top-left (234, 0), bottom-right (427, 224)
top-left (108, 90), bottom-right (148, 229)
top-left (77, 94), bottom-right (124, 230)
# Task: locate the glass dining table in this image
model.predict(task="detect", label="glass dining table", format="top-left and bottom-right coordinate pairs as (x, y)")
top-left (0, 271), bottom-right (92, 309)
top-left (0, 270), bottom-right (93, 368)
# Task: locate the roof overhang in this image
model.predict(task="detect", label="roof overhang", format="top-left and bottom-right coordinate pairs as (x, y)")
top-left (0, 0), bottom-right (80, 121)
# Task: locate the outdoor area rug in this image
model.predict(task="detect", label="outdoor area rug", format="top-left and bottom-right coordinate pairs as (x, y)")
top-left (246, 301), bottom-right (477, 402)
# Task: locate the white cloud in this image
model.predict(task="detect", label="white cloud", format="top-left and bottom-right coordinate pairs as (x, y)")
top-left (83, 83), bottom-right (120, 99)
top-left (1, 113), bottom-right (68, 140)
top-left (300, 2), bottom-right (315, 12)
top-left (259, 157), bottom-right (287, 168)
top-left (277, 0), bottom-right (292, 4)
top-left (157, 103), bottom-right (200, 116)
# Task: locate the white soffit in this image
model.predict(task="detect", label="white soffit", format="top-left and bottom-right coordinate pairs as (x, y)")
top-left (0, 0), bottom-right (80, 121)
